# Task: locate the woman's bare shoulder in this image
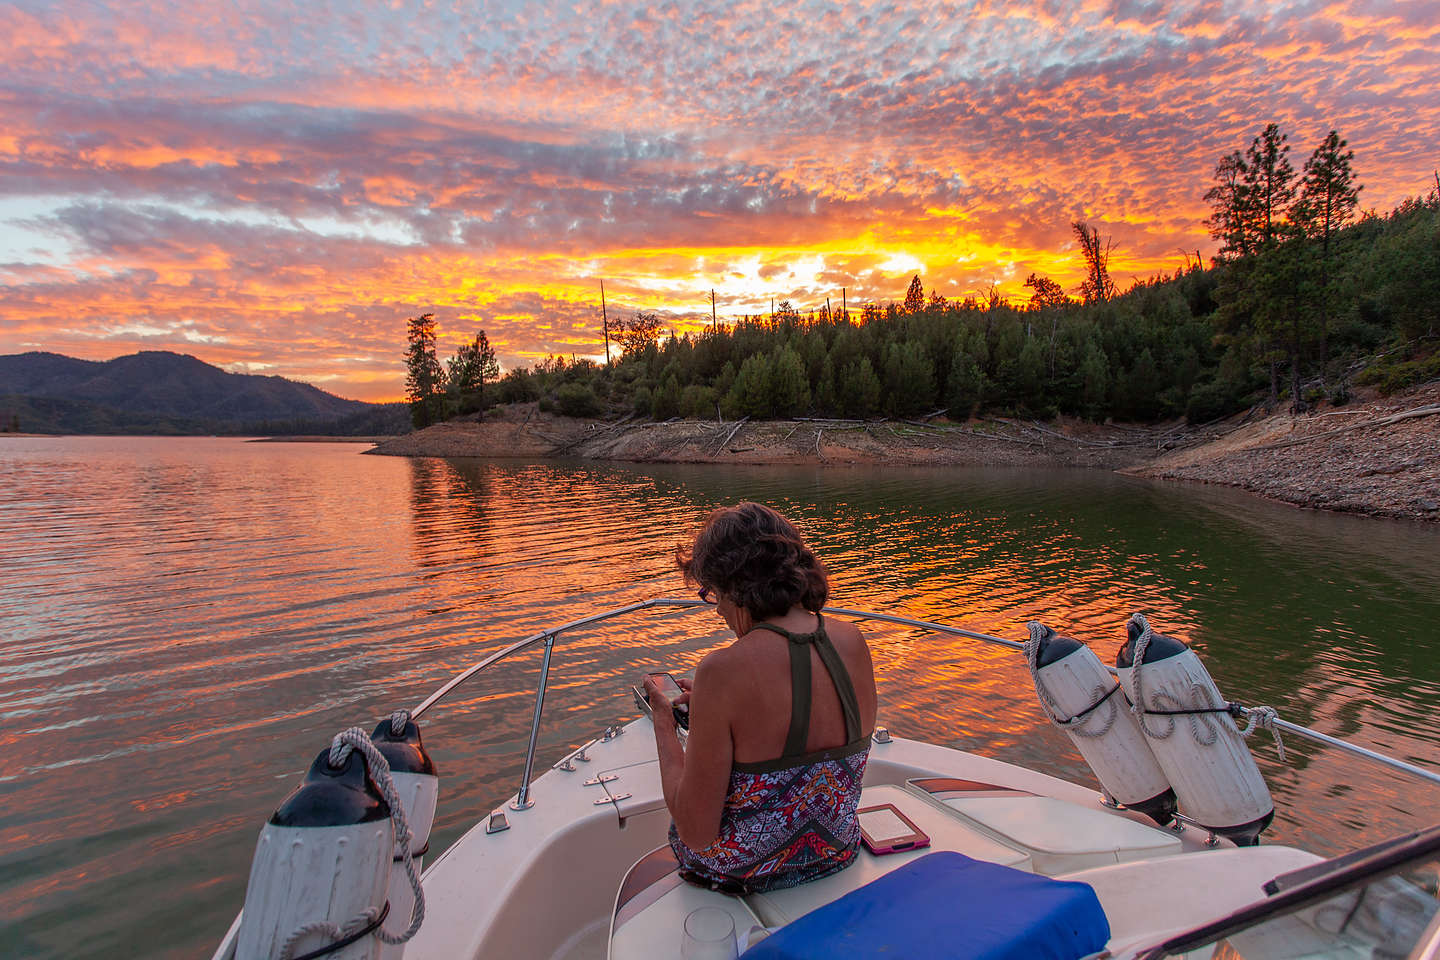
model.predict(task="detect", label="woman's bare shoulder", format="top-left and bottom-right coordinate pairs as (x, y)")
top-left (693, 643), bottom-right (744, 689)
top-left (825, 615), bottom-right (867, 648)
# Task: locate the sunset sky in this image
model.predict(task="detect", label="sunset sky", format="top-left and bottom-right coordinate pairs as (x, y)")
top-left (2, 1), bottom-right (1437, 401)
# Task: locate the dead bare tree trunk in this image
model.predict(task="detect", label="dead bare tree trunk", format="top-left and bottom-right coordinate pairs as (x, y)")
top-left (1072, 220), bottom-right (1117, 303)
top-left (601, 281), bottom-right (611, 365)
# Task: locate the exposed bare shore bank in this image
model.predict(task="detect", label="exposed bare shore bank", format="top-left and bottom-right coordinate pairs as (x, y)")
top-left (367, 405), bottom-right (1162, 470)
top-left (1127, 382), bottom-right (1440, 523)
top-left (368, 385), bottom-right (1440, 523)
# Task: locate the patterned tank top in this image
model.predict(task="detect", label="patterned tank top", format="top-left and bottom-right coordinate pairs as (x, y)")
top-left (669, 614), bottom-right (870, 894)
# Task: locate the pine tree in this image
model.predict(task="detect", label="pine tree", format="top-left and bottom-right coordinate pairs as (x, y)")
top-left (1204, 151), bottom-right (1257, 260)
top-left (1243, 124), bottom-right (1296, 247)
top-left (840, 357), bottom-right (881, 417)
top-left (404, 313), bottom-right (445, 428)
top-left (903, 275), bottom-right (925, 313)
top-left (1294, 130), bottom-right (1360, 253)
top-left (447, 329), bottom-right (500, 415)
top-left (1024, 274), bottom-right (1069, 309)
top-left (882, 341), bottom-right (935, 415)
top-left (1078, 340), bottom-right (1110, 419)
top-left (814, 356), bottom-right (838, 415)
top-left (945, 348), bottom-right (984, 419)
top-left (1292, 131), bottom-right (1361, 378)
top-left (652, 374), bottom-right (682, 419)
top-left (725, 353), bottom-right (773, 418)
top-left (768, 345), bottom-right (811, 416)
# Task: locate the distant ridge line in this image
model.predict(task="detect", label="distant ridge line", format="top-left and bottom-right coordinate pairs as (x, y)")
top-left (0, 350), bottom-right (409, 436)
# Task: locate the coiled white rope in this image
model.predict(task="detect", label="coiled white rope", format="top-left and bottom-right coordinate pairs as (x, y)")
top-left (1024, 622), bottom-right (1119, 739)
top-left (277, 725), bottom-right (426, 960)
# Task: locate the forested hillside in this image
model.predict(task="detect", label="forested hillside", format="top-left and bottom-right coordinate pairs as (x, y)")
top-left (407, 128), bottom-right (1438, 429)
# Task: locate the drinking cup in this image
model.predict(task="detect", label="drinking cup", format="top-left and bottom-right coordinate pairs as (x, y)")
top-left (681, 906), bottom-right (737, 959)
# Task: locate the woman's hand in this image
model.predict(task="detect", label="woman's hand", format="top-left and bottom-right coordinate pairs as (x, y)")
top-left (674, 675), bottom-right (693, 709)
top-left (643, 674), bottom-right (678, 728)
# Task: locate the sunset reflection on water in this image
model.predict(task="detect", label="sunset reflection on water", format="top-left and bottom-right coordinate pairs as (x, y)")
top-left (1, 438), bottom-right (1437, 959)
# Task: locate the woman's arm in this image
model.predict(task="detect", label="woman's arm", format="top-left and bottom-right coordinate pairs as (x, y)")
top-left (647, 654), bottom-right (734, 849)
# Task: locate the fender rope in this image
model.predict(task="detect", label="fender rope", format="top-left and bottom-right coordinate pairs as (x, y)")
top-left (389, 709), bottom-right (410, 736)
top-left (1126, 613), bottom-right (1224, 744)
top-left (1239, 704), bottom-right (1287, 761)
top-left (283, 902), bottom-right (390, 960)
top-left (1126, 614), bottom-right (1288, 761)
top-left (278, 726), bottom-right (426, 959)
top-left (1024, 622), bottom-right (1121, 738)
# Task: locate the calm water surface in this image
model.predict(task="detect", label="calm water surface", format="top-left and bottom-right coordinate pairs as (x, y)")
top-left (2, 436), bottom-right (1438, 959)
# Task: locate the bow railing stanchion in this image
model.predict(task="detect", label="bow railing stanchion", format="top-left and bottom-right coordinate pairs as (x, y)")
top-left (511, 633), bottom-right (556, 811)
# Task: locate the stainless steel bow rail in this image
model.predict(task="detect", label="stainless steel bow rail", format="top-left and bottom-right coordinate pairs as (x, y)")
top-left (409, 598), bottom-right (1440, 814)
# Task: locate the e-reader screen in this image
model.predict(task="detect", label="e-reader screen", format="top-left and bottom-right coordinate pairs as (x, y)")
top-left (858, 806), bottom-right (912, 843)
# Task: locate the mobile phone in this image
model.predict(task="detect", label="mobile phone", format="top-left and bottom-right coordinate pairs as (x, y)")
top-left (646, 673), bottom-right (689, 730)
top-left (856, 803), bottom-right (930, 856)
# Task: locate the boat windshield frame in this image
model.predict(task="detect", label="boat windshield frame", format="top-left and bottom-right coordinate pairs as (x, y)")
top-left (1133, 824), bottom-right (1440, 960)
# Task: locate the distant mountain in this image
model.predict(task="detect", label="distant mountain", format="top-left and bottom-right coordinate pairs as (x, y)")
top-left (0, 351), bottom-right (410, 435)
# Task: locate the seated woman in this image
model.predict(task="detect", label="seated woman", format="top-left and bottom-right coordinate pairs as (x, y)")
top-left (644, 502), bottom-right (878, 893)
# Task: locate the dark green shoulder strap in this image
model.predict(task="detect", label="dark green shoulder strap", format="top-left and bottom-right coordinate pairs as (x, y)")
top-left (750, 615), bottom-right (863, 757)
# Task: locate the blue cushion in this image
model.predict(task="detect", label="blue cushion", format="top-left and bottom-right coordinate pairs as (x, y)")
top-left (740, 851), bottom-right (1110, 960)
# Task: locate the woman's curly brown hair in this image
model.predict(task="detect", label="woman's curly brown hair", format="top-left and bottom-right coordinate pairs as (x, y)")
top-left (677, 502), bottom-right (829, 620)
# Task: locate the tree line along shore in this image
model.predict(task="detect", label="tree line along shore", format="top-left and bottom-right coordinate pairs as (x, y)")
top-left (382, 125), bottom-right (1438, 522)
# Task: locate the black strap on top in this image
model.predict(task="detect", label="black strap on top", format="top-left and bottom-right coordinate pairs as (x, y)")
top-left (749, 615), bottom-right (864, 758)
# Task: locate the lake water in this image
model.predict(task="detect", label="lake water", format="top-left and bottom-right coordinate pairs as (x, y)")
top-left (2, 436), bottom-right (1438, 959)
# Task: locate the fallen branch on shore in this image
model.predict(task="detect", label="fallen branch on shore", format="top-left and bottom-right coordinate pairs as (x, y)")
top-left (546, 414), bottom-right (636, 454)
top-left (1250, 404), bottom-right (1440, 452)
top-left (714, 416), bottom-right (748, 454)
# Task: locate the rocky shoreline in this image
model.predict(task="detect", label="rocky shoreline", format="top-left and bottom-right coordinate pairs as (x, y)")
top-left (367, 382), bottom-right (1440, 524)
top-left (1128, 382), bottom-right (1440, 523)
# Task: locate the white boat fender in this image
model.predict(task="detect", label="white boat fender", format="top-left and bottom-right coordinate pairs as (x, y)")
top-left (1116, 614), bottom-right (1275, 846)
top-left (1024, 622), bottom-right (1177, 826)
top-left (369, 712), bottom-right (438, 960)
top-left (235, 728), bottom-right (426, 960)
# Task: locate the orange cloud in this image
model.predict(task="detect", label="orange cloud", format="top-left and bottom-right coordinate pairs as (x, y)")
top-left (1, 0), bottom-right (1437, 400)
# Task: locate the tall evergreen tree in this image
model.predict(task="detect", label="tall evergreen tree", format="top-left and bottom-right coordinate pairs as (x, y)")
top-left (726, 353), bottom-right (773, 418)
top-left (404, 313), bottom-right (444, 428)
top-left (903, 275), bottom-right (926, 312)
top-left (1292, 130), bottom-right (1361, 377)
top-left (447, 329), bottom-right (501, 415)
top-left (840, 357), bottom-right (881, 417)
top-left (1242, 124), bottom-right (1296, 247)
top-left (1204, 151), bottom-right (1256, 260)
top-left (946, 346), bottom-right (985, 419)
top-left (1293, 131), bottom-right (1361, 251)
top-left (768, 345), bottom-right (811, 416)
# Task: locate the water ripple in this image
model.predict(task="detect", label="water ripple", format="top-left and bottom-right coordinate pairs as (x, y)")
top-left (1, 441), bottom-right (1438, 959)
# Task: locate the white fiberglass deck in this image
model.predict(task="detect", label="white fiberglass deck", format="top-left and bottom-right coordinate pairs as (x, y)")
top-left (405, 716), bottom-right (1322, 960)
